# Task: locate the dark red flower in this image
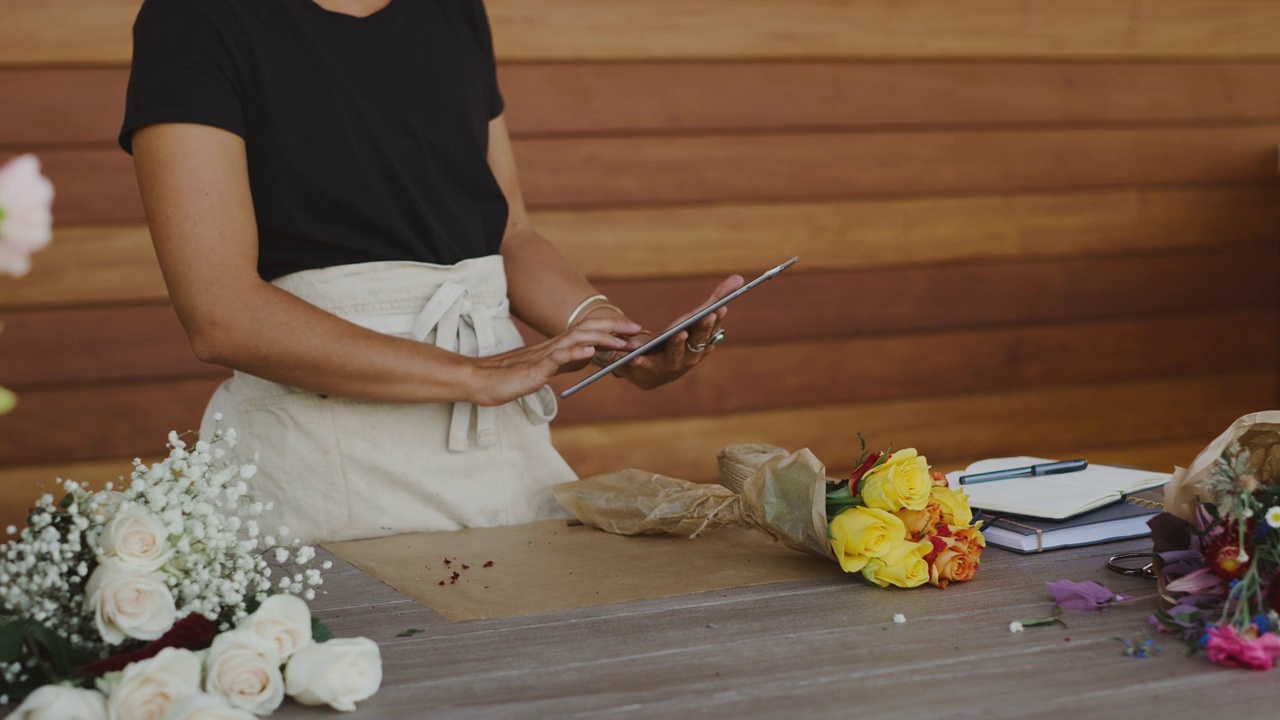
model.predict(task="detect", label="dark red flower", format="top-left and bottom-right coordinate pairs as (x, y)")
top-left (1204, 527), bottom-right (1253, 582)
top-left (848, 451), bottom-right (884, 497)
top-left (1269, 579), bottom-right (1280, 615)
top-left (76, 614), bottom-right (218, 676)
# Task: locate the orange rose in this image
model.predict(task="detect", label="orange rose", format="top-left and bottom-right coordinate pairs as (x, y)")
top-left (894, 502), bottom-right (943, 540)
top-left (927, 535), bottom-right (980, 588)
top-left (950, 523), bottom-right (987, 553)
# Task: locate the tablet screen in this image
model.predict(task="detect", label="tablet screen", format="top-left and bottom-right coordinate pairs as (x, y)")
top-left (557, 256), bottom-right (798, 399)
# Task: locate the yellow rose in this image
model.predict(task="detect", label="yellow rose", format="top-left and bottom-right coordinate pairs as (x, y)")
top-left (861, 538), bottom-right (932, 588)
top-left (929, 486), bottom-right (974, 527)
top-left (860, 448), bottom-right (931, 512)
top-left (829, 507), bottom-right (907, 573)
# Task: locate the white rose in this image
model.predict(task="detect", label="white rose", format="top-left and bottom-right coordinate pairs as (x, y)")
top-left (0, 154), bottom-right (54, 277)
top-left (204, 630), bottom-right (284, 716)
top-left (10, 685), bottom-right (106, 720)
top-left (159, 692), bottom-right (256, 720)
top-left (285, 637), bottom-right (382, 712)
top-left (100, 505), bottom-right (172, 571)
top-left (84, 558), bottom-right (176, 644)
top-left (243, 594), bottom-right (313, 661)
top-left (107, 648), bottom-right (201, 720)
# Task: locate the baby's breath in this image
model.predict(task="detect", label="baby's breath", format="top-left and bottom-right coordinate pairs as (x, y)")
top-left (0, 424), bottom-right (324, 693)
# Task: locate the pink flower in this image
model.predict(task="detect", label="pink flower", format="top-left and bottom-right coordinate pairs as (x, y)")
top-left (0, 153), bottom-right (55, 277)
top-left (1205, 624), bottom-right (1280, 670)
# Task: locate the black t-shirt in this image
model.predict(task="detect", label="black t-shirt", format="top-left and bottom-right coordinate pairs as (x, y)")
top-left (120, 0), bottom-right (509, 281)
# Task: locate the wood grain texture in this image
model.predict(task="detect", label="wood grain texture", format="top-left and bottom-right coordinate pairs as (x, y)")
top-left (0, 225), bottom-right (166, 309)
top-left (501, 61), bottom-right (1280, 135)
top-left (0, 68), bottom-right (128, 145)
top-left (255, 539), bottom-right (1271, 719)
top-left (0, 304), bottom-right (215, 386)
top-left (550, 310), bottom-right (1280, 424)
top-left (539, 185), bottom-right (1280, 279)
top-left (593, 244), bottom-right (1280, 343)
top-left (551, 372), bottom-right (1276, 481)
top-left (9, 1), bottom-right (1280, 65)
top-left (514, 126), bottom-right (1280, 208)
top-left (11, 62), bottom-right (1280, 145)
top-left (0, 376), bottom-right (222, 466)
top-left (19, 125), bottom-right (1280, 222)
top-left (486, 0), bottom-right (1280, 61)
top-left (6, 185), bottom-right (1275, 308)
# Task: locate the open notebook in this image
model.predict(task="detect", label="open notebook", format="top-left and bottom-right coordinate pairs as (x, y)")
top-left (944, 456), bottom-right (1170, 520)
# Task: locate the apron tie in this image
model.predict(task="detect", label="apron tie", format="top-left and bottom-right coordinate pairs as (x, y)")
top-left (408, 282), bottom-right (553, 451)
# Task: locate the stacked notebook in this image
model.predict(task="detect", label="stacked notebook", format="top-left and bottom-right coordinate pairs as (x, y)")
top-left (944, 457), bottom-right (1171, 554)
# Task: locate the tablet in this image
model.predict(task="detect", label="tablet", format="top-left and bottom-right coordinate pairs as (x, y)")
top-left (558, 256), bottom-right (798, 399)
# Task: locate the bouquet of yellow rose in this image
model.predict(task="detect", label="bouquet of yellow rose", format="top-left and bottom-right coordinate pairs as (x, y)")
top-left (553, 437), bottom-right (984, 589)
top-left (826, 439), bottom-right (984, 588)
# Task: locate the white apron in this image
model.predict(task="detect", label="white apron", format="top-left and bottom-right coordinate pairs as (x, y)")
top-left (199, 256), bottom-right (576, 543)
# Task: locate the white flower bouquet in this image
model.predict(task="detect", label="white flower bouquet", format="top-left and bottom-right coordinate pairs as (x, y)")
top-left (0, 424), bottom-right (382, 716)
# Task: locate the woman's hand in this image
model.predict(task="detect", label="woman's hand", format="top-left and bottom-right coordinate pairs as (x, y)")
top-left (607, 274), bottom-right (745, 390)
top-left (469, 317), bottom-right (642, 406)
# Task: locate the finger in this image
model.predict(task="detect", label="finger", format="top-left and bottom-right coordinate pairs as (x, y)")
top-left (561, 327), bottom-right (634, 350)
top-left (572, 316), bottom-right (642, 336)
top-left (684, 313), bottom-right (717, 350)
top-left (546, 344), bottom-right (596, 374)
top-left (703, 274), bottom-right (745, 306)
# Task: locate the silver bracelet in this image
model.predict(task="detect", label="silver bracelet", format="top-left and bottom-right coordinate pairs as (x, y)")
top-left (564, 294), bottom-right (609, 331)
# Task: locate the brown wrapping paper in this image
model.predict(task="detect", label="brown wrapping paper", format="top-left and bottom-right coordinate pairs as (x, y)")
top-left (553, 448), bottom-right (834, 561)
top-left (325, 520), bottom-right (840, 622)
top-left (1164, 411), bottom-right (1280, 519)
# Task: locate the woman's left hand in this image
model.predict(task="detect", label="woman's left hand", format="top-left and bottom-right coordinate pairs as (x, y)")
top-left (606, 274), bottom-right (745, 390)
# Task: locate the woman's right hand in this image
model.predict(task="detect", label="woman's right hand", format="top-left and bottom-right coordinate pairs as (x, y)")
top-left (468, 317), bottom-right (642, 406)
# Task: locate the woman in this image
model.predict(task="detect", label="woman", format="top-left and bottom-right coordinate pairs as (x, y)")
top-left (120, 0), bottom-right (742, 542)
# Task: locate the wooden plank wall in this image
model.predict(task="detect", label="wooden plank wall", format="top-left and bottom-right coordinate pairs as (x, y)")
top-left (2, 1), bottom-right (1279, 529)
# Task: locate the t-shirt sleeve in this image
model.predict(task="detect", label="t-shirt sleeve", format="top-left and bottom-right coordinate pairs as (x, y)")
top-left (118, 0), bottom-right (248, 154)
top-left (469, 0), bottom-right (505, 120)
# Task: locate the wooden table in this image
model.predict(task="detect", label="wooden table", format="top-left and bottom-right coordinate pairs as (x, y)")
top-left (269, 536), bottom-right (1275, 719)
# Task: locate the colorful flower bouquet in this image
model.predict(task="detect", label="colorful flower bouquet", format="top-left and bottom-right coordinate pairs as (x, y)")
top-left (0, 425), bottom-right (383, 716)
top-left (553, 438), bottom-right (984, 589)
top-left (1148, 412), bottom-right (1280, 669)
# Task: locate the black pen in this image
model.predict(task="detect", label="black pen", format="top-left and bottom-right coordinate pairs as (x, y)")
top-left (958, 459), bottom-right (1088, 485)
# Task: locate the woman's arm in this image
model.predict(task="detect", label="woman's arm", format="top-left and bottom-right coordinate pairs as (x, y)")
top-left (133, 122), bottom-right (638, 406)
top-left (489, 115), bottom-right (744, 388)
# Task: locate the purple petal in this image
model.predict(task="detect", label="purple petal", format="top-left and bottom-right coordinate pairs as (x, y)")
top-left (1164, 567), bottom-right (1223, 595)
top-left (1046, 579), bottom-right (1118, 611)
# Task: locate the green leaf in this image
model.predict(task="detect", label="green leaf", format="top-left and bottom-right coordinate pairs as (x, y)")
top-left (0, 618), bottom-right (28, 662)
top-left (28, 622), bottom-right (98, 678)
top-left (311, 617), bottom-right (334, 644)
top-left (396, 628), bottom-right (425, 637)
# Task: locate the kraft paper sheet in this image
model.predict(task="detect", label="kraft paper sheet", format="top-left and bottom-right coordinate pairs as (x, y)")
top-left (325, 519), bottom-right (840, 622)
